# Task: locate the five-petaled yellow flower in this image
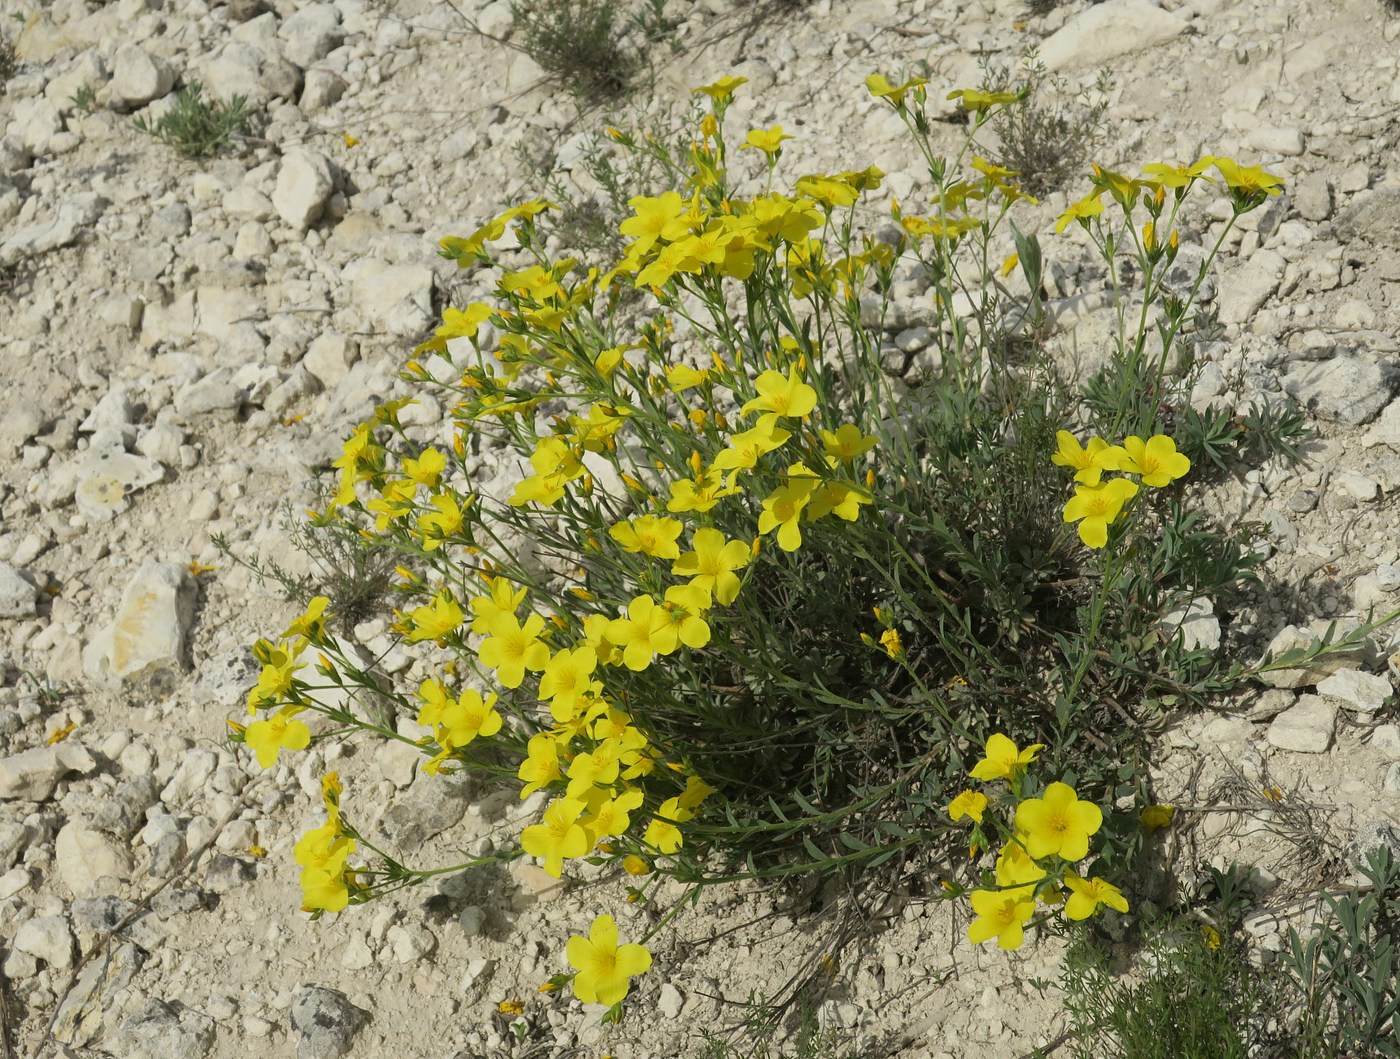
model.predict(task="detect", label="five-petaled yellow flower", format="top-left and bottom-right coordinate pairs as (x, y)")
top-left (1118, 435), bottom-right (1191, 488)
top-left (567, 914), bottom-right (652, 1006)
top-left (1140, 803), bottom-right (1176, 833)
top-left (245, 707), bottom-right (312, 768)
top-left (1015, 781), bottom-right (1104, 862)
top-left (970, 733), bottom-right (1044, 782)
top-left (1062, 873), bottom-right (1129, 920)
top-left (947, 790), bottom-right (988, 824)
top-left (1062, 478), bottom-right (1140, 549)
top-left (1051, 431), bottom-right (1126, 486)
top-left (967, 887), bottom-right (1037, 949)
top-left (743, 126), bottom-right (793, 157)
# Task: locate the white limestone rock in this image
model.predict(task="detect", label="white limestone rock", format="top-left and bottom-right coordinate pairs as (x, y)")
top-left (1038, 0), bottom-right (1188, 70)
top-left (273, 147), bottom-right (336, 232)
top-left (82, 562), bottom-right (196, 684)
top-left (1266, 695), bottom-right (1337, 753)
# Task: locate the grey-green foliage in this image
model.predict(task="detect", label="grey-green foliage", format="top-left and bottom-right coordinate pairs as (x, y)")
top-left (981, 51), bottom-right (1113, 198)
top-left (0, 34), bottom-right (17, 91)
top-left (1280, 846), bottom-right (1400, 1058)
top-left (133, 82), bottom-right (251, 158)
top-left (1060, 915), bottom-right (1286, 1059)
top-left (509, 0), bottom-right (640, 100)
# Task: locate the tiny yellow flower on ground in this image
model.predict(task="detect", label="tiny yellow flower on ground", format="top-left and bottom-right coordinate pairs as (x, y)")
top-left (967, 888), bottom-right (1037, 949)
top-left (947, 790), bottom-right (988, 824)
top-left (1118, 434), bottom-right (1191, 487)
top-left (1140, 803), bottom-right (1176, 833)
top-left (1051, 431), bottom-right (1126, 486)
top-left (1062, 478), bottom-right (1140, 549)
top-left (1201, 924), bottom-right (1223, 950)
top-left (1063, 873), bottom-right (1130, 920)
top-left (567, 914), bottom-right (653, 1006)
top-left (969, 733), bottom-right (1044, 782)
top-left (245, 707), bottom-right (311, 768)
top-left (1015, 781), bottom-right (1104, 862)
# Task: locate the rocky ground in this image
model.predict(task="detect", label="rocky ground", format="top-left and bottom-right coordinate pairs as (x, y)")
top-left (1, 0), bottom-right (1399, 1055)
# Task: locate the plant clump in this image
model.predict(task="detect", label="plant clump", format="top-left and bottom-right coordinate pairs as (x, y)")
top-left (132, 82), bottom-right (251, 158)
top-left (232, 71), bottom-right (1327, 1023)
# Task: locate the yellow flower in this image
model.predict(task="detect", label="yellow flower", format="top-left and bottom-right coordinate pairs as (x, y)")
top-left (581, 787), bottom-right (645, 839)
top-left (742, 125), bottom-right (792, 157)
top-left (1141, 158), bottom-right (1216, 189)
top-left (741, 367), bottom-right (817, 419)
top-left (966, 888), bottom-right (1037, 949)
top-left (280, 597), bottom-right (330, 643)
top-left (879, 628), bottom-right (903, 659)
top-left (692, 75), bottom-right (747, 102)
top-left (946, 87), bottom-right (1021, 111)
top-left (469, 575), bottom-right (527, 634)
top-left (477, 612), bottom-right (551, 689)
top-left (672, 527), bottom-right (751, 606)
top-left (1054, 191), bottom-right (1105, 233)
top-left (567, 914), bottom-right (652, 1006)
top-left (415, 303), bottom-right (493, 355)
top-left (712, 415), bottom-right (791, 478)
top-left (608, 514), bottom-right (685, 560)
top-left (666, 467), bottom-right (741, 513)
top-left (865, 72), bottom-right (928, 108)
top-left (539, 645), bottom-right (599, 722)
top-left (608, 595), bottom-right (679, 672)
top-left (1063, 873), bottom-right (1129, 920)
top-left (247, 639), bottom-right (304, 711)
top-left (1050, 430), bottom-right (1126, 486)
top-left (1015, 781), bottom-right (1104, 862)
top-left (521, 797), bottom-right (592, 877)
top-left (622, 854), bottom-right (652, 876)
top-left (1140, 803), bottom-right (1175, 833)
top-left (417, 493), bottom-right (465, 551)
top-left (969, 733), bottom-right (1044, 783)
top-left (1118, 434), bottom-right (1190, 488)
top-left (947, 790), bottom-right (988, 824)
top-left (1062, 478), bottom-right (1140, 549)
top-left (518, 733), bottom-right (563, 798)
top-left (757, 476), bottom-right (819, 552)
top-left (404, 591), bottom-right (464, 642)
top-left (1212, 156), bottom-right (1284, 199)
top-left (300, 867), bottom-right (352, 913)
top-left (244, 707), bottom-right (311, 768)
top-left (644, 795), bottom-right (692, 854)
top-left (619, 192), bottom-right (690, 254)
top-left (1201, 924), bottom-right (1222, 950)
top-left (437, 687), bottom-right (502, 748)
top-left (820, 423), bottom-right (878, 462)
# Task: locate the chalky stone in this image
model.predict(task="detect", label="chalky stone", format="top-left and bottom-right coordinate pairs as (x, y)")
top-left (75, 473), bottom-right (130, 522)
top-left (82, 562), bottom-right (197, 683)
